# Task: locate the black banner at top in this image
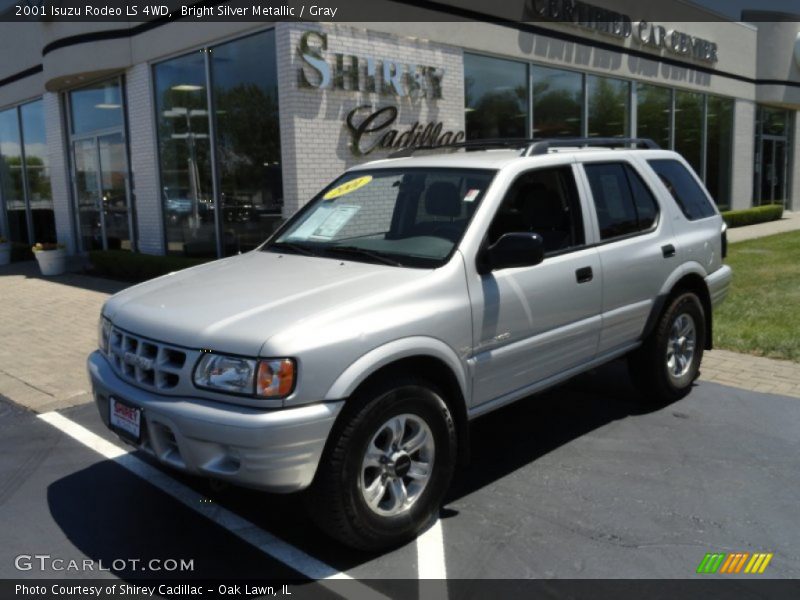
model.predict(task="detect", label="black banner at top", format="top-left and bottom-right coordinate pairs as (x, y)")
top-left (2, 0), bottom-right (800, 23)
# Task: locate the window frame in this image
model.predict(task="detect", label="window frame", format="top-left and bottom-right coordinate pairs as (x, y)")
top-left (484, 163), bottom-right (588, 260)
top-left (580, 159), bottom-right (662, 245)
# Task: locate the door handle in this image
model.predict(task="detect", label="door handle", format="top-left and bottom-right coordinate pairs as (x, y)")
top-left (662, 244), bottom-right (676, 258)
top-left (575, 266), bottom-right (593, 284)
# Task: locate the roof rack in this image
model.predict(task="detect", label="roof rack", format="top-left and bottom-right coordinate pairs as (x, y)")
top-left (387, 137), bottom-right (659, 159)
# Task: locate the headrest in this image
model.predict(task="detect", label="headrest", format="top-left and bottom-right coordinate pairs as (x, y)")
top-left (425, 182), bottom-right (461, 218)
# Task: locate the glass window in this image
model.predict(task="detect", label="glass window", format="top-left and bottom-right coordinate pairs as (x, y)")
top-left (705, 96), bottom-right (733, 209)
top-left (532, 66), bottom-right (583, 138)
top-left (464, 54), bottom-right (528, 139)
top-left (212, 30), bottom-right (283, 256)
top-left (674, 91), bottom-right (704, 173)
top-left (0, 108), bottom-right (27, 244)
top-left (69, 79), bottom-right (124, 135)
top-left (648, 159), bottom-right (715, 221)
top-left (20, 100), bottom-right (55, 243)
top-left (269, 168), bottom-right (496, 268)
top-left (154, 51), bottom-right (216, 257)
top-left (587, 76), bottom-right (629, 138)
top-left (760, 106), bottom-right (788, 136)
top-left (585, 162), bottom-right (658, 240)
top-left (636, 83), bottom-right (671, 150)
top-left (487, 166), bottom-right (584, 254)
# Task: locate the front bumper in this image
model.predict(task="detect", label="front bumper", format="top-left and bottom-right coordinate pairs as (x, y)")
top-left (87, 351), bottom-right (343, 492)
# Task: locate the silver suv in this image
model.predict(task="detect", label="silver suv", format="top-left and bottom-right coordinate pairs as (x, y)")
top-left (89, 138), bottom-right (732, 550)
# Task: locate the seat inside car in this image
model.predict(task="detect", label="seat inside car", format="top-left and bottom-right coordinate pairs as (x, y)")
top-left (411, 181), bottom-right (464, 241)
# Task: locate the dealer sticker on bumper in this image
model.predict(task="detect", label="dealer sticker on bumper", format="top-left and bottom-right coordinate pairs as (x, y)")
top-left (109, 397), bottom-right (141, 440)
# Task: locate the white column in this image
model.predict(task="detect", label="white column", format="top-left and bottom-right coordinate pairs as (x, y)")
top-left (126, 63), bottom-right (165, 255)
top-left (730, 99), bottom-right (756, 210)
top-left (43, 92), bottom-right (77, 255)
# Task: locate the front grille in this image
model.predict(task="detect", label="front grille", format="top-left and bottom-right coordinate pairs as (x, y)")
top-left (107, 327), bottom-right (188, 391)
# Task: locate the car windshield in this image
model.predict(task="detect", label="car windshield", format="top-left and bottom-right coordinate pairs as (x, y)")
top-left (264, 167), bottom-right (496, 267)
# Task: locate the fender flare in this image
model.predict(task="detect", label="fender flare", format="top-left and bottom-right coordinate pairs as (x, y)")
top-left (323, 336), bottom-right (470, 403)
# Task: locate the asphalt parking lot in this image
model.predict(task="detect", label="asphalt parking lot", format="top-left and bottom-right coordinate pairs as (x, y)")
top-left (1, 359), bottom-right (799, 592)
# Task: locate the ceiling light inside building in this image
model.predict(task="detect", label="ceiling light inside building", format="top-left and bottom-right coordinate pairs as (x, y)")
top-left (172, 84), bottom-right (204, 92)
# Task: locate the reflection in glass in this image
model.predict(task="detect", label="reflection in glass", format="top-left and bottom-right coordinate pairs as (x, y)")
top-left (154, 52), bottom-right (216, 257)
top-left (636, 83), bottom-right (671, 150)
top-left (73, 138), bottom-right (103, 251)
top-left (212, 30), bottom-right (283, 256)
top-left (20, 100), bottom-right (55, 242)
top-left (464, 53), bottom-right (528, 139)
top-left (760, 107), bottom-right (788, 137)
top-left (705, 96), bottom-right (733, 209)
top-left (0, 108), bottom-right (27, 244)
top-left (69, 79), bottom-right (124, 135)
top-left (587, 76), bottom-right (629, 138)
top-left (674, 91), bottom-right (703, 173)
top-left (98, 133), bottom-right (131, 250)
top-left (532, 66), bottom-right (582, 137)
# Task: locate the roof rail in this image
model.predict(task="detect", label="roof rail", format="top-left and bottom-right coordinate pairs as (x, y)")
top-left (387, 137), bottom-right (660, 159)
top-left (523, 137), bottom-right (660, 156)
top-left (388, 138), bottom-right (536, 158)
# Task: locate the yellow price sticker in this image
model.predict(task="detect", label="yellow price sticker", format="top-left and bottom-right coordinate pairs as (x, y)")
top-left (323, 175), bottom-right (373, 200)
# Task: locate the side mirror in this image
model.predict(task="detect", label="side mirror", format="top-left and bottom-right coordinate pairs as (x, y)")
top-left (478, 232), bottom-right (545, 274)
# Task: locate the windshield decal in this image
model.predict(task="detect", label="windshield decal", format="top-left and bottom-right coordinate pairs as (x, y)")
top-left (323, 175), bottom-right (373, 200)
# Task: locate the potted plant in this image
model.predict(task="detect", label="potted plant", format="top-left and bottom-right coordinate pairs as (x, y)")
top-left (0, 237), bottom-right (9, 266)
top-left (32, 242), bottom-right (66, 276)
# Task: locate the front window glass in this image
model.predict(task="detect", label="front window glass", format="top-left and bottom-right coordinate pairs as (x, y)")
top-left (674, 91), bottom-right (704, 174)
top-left (212, 30), bottom-right (283, 256)
top-left (20, 100), bottom-right (55, 243)
top-left (587, 76), bottom-right (629, 138)
top-left (0, 108), bottom-right (27, 244)
top-left (464, 53), bottom-right (528, 139)
top-left (636, 83), bottom-right (671, 150)
top-left (268, 168), bottom-right (496, 267)
top-left (705, 95), bottom-right (734, 209)
top-left (532, 66), bottom-right (583, 137)
top-left (154, 52), bottom-right (216, 257)
top-left (69, 79), bottom-right (124, 135)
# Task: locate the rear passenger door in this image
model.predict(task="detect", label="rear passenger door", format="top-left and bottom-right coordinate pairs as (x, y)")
top-left (579, 160), bottom-right (676, 355)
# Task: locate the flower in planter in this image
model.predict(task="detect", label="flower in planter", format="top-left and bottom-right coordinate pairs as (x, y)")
top-left (32, 242), bottom-right (65, 252)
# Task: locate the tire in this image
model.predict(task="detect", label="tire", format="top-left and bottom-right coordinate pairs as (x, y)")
top-left (304, 376), bottom-right (457, 551)
top-left (628, 292), bottom-right (706, 405)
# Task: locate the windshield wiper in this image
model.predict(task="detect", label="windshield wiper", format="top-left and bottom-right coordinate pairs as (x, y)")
top-left (268, 241), bottom-right (317, 256)
top-left (325, 245), bottom-right (404, 267)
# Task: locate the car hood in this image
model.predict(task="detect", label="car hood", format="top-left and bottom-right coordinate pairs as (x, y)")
top-left (103, 251), bottom-right (431, 356)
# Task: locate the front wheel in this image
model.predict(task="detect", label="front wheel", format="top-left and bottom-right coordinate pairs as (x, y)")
top-left (628, 292), bottom-right (706, 404)
top-left (305, 377), bottom-right (457, 551)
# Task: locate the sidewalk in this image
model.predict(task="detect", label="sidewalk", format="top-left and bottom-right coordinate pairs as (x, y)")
top-left (727, 209), bottom-right (800, 243)
top-left (0, 261), bottom-right (125, 412)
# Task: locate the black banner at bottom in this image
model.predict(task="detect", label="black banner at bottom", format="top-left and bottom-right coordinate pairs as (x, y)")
top-left (3, 579), bottom-right (800, 600)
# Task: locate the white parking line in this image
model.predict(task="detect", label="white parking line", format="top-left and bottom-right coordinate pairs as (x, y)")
top-left (416, 518), bottom-right (447, 579)
top-left (38, 412), bottom-right (389, 600)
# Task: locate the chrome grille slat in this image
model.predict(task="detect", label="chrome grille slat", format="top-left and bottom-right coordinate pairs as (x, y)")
top-left (107, 327), bottom-right (187, 391)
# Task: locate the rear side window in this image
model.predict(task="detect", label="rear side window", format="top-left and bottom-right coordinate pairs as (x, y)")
top-left (648, 159), bottom-right (716, 221)
top-left (584, 162), bottom-right (660, 241)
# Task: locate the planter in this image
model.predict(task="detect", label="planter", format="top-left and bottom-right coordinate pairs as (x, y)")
top-left (34, 248), bottom-right (66, 276)
top-left (0, 243), bottom-right (9, 266)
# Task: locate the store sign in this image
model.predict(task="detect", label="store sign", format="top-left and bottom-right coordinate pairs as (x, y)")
top-left (297, 30), bottom-right (465, 155)
top-left (346, 105), bottom-right (465, 156)
top-left (298, 31), bottom-right (445, 98)
top-left (528, 0), bottom-right (719, 63)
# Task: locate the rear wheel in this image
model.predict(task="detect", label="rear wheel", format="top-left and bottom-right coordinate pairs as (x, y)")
top-left (628, 292), bottom-right (706, 404)
top-left (305, 376), bottom-right (457, 551)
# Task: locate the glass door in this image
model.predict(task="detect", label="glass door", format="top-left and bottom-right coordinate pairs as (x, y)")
top-left (73, 138), bottom-right (104, 251)
top-left (98, 133), bottom-right (131, 250)
top-left (759, 138), bottom-right (788, 205)
top-left (72, 133), bottom-right (132, 251)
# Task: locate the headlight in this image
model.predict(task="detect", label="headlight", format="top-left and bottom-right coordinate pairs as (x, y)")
top-left (193, 354), bottom-right (296, 398)
top-left (98, 316), bottom-right (111, 353)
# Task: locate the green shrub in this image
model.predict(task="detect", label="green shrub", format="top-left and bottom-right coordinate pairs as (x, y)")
top-left (88, 250), bottom-right (212, 283)
top-left (721, 204), bottom-right (784, 228)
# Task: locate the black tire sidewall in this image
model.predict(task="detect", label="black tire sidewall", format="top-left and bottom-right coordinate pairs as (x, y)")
top-left (656, 293), bottom-right (706, 395)
top-left (339, 383), bottom-right (456, 545)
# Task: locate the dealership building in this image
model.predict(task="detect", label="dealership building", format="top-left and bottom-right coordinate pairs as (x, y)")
top-left (0, 2), bottom-right (798, 259)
